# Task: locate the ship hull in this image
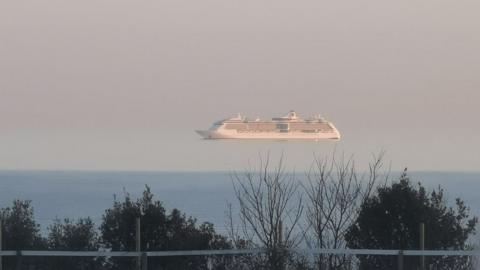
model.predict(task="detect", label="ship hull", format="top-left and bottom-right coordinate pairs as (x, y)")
top-left (196, 130), bottom-right (340, 140)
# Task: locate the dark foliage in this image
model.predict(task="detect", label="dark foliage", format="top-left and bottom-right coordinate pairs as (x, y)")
top-left (46, 218), bottom-right (103, 270)
top-left (0, 188), bottom-right (231, 270)
top-left (0, 200), bottom-right (44, 250)
top-left (0, 200), bottom-right (46, 270)
top-left (345, 170), bottom-right (478, 270)
top-left (100, 185), bottom-right (231, 270)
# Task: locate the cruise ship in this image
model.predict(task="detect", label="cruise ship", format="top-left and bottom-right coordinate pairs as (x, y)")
top-left (196, 111), bottom-right (340, 140)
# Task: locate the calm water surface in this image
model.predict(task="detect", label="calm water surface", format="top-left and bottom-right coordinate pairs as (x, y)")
top-left (0, 171), bottom-right (479, 234)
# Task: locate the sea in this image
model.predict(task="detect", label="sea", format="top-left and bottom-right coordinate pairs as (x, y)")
top-left (0, 170), bottom-right (479, 236)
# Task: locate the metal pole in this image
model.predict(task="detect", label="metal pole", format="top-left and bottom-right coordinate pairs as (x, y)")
top-left (397, 250), bottom-right (404, 270)
top-left (420, 222), bottom-right (425, 270)
top-left (136, 217), bottom-right (141, 270)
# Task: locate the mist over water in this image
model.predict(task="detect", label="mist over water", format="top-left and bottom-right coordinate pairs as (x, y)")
top-left (2, 1), bottom-right (480, 172)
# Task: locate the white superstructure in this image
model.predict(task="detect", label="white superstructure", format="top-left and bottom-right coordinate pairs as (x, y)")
top-left (196, 111), bottom-right (341, 140)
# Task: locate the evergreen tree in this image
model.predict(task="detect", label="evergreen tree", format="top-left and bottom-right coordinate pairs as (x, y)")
top-left (0, 200), bottom-right (46, 269)
top-left (46, 218), bottom-right (103, 270)
top-left (345, 170), bottom-right (478, 270)
top-left (100, 186), bottom-right (231, 270)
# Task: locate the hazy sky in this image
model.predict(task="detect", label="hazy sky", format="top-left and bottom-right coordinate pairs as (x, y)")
top-left (1, 0), bottom-right (479, 171)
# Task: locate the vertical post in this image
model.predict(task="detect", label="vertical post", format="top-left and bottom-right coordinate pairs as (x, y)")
top-left (419, 222), bottom-right (425, 270)
top-left (141, 252), bottom-right (148, 270)
top-left (0, 219), bottom-right (3, 270)
top-left (397, 250), bottom-right (404, 270)
top-left (136, 217), bottom-right (141, 270)
top-left (15, 251), bottom-right (21, 270)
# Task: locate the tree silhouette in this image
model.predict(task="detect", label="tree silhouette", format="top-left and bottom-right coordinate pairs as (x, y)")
top-left (100, 185), bottom-right (231, 270)
top-left (0, 200), bottom-right (46, 270)
top-left (345, 170), bottom-right (478, 270)
top-left (46, 218), bottom-right (102, 270)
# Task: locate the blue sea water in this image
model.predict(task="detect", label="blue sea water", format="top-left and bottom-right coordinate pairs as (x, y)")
top-left (0, 170), bottom-right (479, 235)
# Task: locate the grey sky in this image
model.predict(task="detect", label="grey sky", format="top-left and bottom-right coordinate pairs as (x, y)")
top-left (1, 0), bottom-right (479, 171)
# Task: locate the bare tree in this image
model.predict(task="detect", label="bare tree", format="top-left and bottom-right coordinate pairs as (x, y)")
top-left (224, 202), bottom-right (260, 270)
top-left (303, 152), bottom-right (387, 270)
top-left (231, 154), bottom-right (304, 270)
